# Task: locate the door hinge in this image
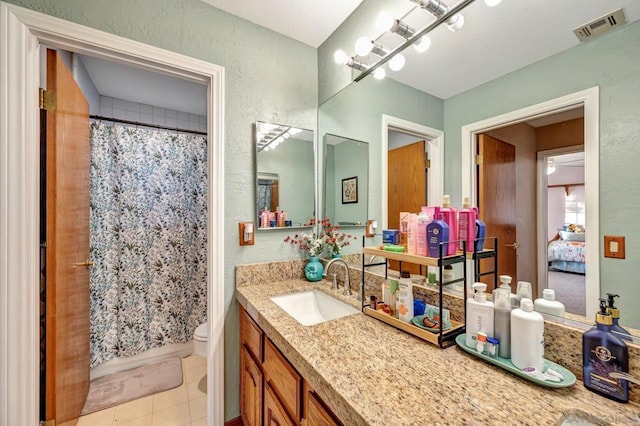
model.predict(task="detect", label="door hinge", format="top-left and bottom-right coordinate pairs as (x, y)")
top-left (425, 159), bottom-right (431, 169)
top-left (40, 420), bottom-right (55, 426)
top-left (475, 154), bottom-right (483, 165)
top-left (39, 88), bottom-right (56, 111)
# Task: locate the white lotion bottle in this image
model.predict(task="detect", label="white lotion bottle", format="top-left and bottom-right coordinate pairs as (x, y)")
top-left (511, 298), bottom-right (544, 371)
top-left (466, 282), bottom-right (494, 348)
top-left (493, 287), bottom-right (512, 358)
top-left (534, 289), bottom-right (565, 317)
top-left (398, 271), bottom-right (414, 322)
top-left (493, 274), bottom-right (518, 307)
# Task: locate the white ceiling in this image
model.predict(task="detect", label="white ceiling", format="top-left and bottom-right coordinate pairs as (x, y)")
top-left (198, 0), bottom-right (364, 48)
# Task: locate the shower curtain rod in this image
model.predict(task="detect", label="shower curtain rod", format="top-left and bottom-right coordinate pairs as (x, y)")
top-left (90, 115), bottom-right (207, 136)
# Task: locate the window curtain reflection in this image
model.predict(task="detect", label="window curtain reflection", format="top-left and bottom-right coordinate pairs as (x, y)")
top-left (89, 122), bottom-right (207, 368)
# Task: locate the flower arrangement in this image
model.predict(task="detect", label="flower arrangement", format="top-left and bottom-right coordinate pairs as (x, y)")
top-left (283, 218), bottom-right (356, 258)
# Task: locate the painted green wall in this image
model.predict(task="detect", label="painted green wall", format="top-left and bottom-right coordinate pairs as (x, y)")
top-left (443, 20), bottom-right (640, 327)
top-left (5, 0), bottom-right (318, 420)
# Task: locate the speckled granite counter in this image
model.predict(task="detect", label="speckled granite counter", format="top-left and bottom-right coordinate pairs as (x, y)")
top-left (236, 277), bottom-right (640, 426)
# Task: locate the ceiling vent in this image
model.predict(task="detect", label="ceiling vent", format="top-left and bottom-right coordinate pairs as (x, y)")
top-left (573, 8), bottom-right (626, 42)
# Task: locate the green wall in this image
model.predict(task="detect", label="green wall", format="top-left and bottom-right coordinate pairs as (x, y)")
top-left (5, 0), bottom-right (318, 420)
top-left (443, 20), bottom-right (640, 326)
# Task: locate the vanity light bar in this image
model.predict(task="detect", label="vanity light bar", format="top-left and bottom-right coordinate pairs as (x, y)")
top-left (257, 126), bottom-right (291, 152)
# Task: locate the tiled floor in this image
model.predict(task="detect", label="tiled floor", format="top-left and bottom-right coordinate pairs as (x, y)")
top-left (77, 355), bottom-right (208, 426)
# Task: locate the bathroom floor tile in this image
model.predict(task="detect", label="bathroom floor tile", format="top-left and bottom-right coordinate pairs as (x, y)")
top-left (182, 355), bottom-right (206, 371)
top-left (184, 364), bottom-right (206, 385)
top-left (76, 406), bottom-right (116, 426)
top-left (153, 384), bottom-right (188, 411)
top-left (151, 401), bottom-right (190, 426)
top-left (188, 396), bottom-right (207, 421)
top-left (190, 418), bottom-right (207, 426)
top-left (186, 380), bottom-right (206, 401)
top-left (113, 395), bottom-right (153, 423)
top-left (116, 414), bottom-right (152, 426)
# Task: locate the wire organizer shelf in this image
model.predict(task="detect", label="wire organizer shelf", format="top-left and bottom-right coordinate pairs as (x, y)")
top-left (359, 237), bottom-right (498, 348)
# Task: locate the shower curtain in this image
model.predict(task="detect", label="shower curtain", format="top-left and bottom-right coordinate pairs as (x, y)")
top-left (89, 122), bottom-right (207, 368)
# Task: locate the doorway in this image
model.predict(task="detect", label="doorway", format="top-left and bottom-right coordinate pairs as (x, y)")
top-left (0, 4), bottom-right (225, 425)
top-left (462, 87), bottom-right (598, 320)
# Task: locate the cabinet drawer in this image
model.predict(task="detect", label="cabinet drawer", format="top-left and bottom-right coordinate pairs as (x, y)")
top-left (240, 346), bottom-right (263, 426)
top-left (264, 338), bottom-right (302, 422)
top-left (265, 383), bottom-right (295, 426)
top-left (307, 391), bottom-right (341, 426)
top-left (241, 307), bottom-right (263, 362)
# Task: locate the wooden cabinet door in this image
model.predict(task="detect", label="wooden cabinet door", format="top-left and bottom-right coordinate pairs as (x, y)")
top-left (240, 346), bottom-right (263, 426)
top-left (306, 391), bottom-right (341, 426)
top-left (265, 383), bottom-right (294, 426)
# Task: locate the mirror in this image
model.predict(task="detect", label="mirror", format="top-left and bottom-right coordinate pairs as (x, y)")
top-left (318, 0), bottom-right (640, 329)
top-left (323, 134), bottom-right (369, 227)
top-left (255, 121), bottom-right (315, 229)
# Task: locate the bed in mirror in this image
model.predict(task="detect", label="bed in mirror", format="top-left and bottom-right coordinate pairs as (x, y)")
top-left (255, 121), bottom-right (315, 230)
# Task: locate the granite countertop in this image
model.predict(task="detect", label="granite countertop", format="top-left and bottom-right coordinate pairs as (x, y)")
top-left (236, 279), bottom-right (640, 425)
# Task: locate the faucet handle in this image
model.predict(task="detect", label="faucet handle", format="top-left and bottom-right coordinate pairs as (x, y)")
top-left (330, 273), bottom-right (338, 290)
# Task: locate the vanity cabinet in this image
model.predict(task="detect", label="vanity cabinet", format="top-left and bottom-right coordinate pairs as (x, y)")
top-left (239, 306), bottom-right (343, 426)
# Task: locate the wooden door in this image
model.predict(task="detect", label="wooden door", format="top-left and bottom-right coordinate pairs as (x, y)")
top-left (240, 347), bottom-right (263, 426)
top-left (265, 384), bottom-right (295, 426)
top-left (477, 134), bottom-right (517, 291)
top-left (388, 141), bottom-right (426, 274)
top-left (44, 49), bottom-right (91, 425)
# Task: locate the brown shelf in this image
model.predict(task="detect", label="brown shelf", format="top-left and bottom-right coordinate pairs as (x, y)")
top-left (363, 307), bottom-right (464, 346)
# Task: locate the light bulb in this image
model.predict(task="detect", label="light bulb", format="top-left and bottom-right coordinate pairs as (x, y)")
top-left (355, 36), bottom-right (374, 56)
top-left (446, 13), bottom-right (465, 32)
top-left (375, 11), bottom-right (395, 33)
top-left (413, 35), bottom-right (432, 53)
top-left (373, 68), bottom-right (386, 80)
top-left (283, 133), bottom-right (290, 139)
top-left (334, 49), bottom-right (350, 65)
top-left (290, 128), bottom-right (301, 135)
top-left (276, 137), bottom-right (284, 144)
top-left (484, 0), bottom-right (501, 6)
top-left (264, 146), bottom-right (270, 151)
top-left (388, 54), bottom-right (405, 71)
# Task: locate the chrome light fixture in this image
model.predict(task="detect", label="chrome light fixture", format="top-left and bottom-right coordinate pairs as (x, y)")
top-left (375, 11), bottom-right (432, 53)
top-left (334, 50), bottom-right (387, 78)
top-left (411, 0), bottom-right (466, 32)
top-left (354, 37), bottom-right (406, 71)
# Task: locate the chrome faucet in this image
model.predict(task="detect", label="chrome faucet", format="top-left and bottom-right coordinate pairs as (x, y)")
top-left (323, 257), bottom-right (351, 296)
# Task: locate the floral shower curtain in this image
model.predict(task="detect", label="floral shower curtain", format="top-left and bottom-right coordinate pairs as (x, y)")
top-left (89, 122), bottom-right (207, 368)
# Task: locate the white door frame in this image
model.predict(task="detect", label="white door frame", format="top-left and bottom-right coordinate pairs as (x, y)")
top-left (0, 3), bottom-right (225, 425)
top-left (381, 114), bottom-right (444, 229)
top-left (461, 87), bottom-right (599, 320)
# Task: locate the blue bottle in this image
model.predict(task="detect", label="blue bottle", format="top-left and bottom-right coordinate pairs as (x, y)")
top-left (582, 299), bottom-right (629, 402)
top-left (606, 293), bottom-right (632, 342)
top-left (426, 220), bottom-right (449, 257)
top-left (475, 219), bottom-right (486, 251)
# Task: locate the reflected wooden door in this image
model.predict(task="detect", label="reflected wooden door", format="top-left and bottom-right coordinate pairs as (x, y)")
top-left (44, 49), bottom-right (91, 425)
top-left (477, 134), bottom-right (517, 292)
top-left (388, 140), bottom-right (426, 274)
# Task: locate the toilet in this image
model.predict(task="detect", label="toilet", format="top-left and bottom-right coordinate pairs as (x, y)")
top-left (194, 322), bottom-right (208, 356)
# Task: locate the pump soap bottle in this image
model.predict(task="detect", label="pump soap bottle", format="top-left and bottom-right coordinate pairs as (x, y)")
top-left (466, 282), bottom-right (494, 349)
top-left (583, 299), bottom-right (629, 402)
top-left (493, 274), bottom-right (517, 307)
top-left (606, 293), bottom-right (632, 341)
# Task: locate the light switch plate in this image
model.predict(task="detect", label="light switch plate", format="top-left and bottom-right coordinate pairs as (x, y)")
top-left (604, 235), bottom-right (625, 259)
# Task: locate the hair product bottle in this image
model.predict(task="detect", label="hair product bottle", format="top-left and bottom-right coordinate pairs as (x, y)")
top-left (466, 282), bottom-right (494, 348)
top-left (440, 195), bottom-right (458, 255)
top-left (416, 207), bottom-right (431, 256)
top-left (533, 289), bottom-right (565, 317)
top-left (458, 197), bottom-right (476, 252)
top-left (510, 298), bottom-right (544, 372)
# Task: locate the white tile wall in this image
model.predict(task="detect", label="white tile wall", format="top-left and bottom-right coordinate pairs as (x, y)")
top-left (98, 96), bottom-right (207, 134)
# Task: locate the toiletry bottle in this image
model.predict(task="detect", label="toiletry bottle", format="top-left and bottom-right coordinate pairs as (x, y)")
top-left (388, 279), bottom-right (399, 318)
top-left (416, 207), bottom-right (431, 256)
top-left (440, 195), bottom-right (458, 255)
top-left (510, 298), bottom-right (544, 372)
top-left (493, 287), bottom-right (512, 359)
top-left (475, 218), bottom-right (486, 251)
top-left (516, 281), bottom-right (532, 304)
top-left (261, 207), bottom-right (270, 228)
top-left (492, 274), bottom-right (517, 307)
top-left (399, 212), bottom-right (410, 252)
top-left (606, 293), bottom-right (632, 341)
top-left (458, 197), bottom-right (476, 252)
top-left (583, 299), bottom-right (629, 402)
top-left (398, 271), bottom-right (414, 322)
top-left (407, 213), bottom-right (418, 255)
top-left (534, 289), bottom-right (566, 317)
top-left (426, 219), bottom-right (449, 258)
top-left (466, 282), bottom-right (494, 348)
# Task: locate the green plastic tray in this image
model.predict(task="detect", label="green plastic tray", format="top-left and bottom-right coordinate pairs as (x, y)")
top-left (455, 333), bottom-right (576, 388)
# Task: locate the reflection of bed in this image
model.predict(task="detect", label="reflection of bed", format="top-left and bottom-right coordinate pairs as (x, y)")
top-left (548, 234), bottom-right (586, 274)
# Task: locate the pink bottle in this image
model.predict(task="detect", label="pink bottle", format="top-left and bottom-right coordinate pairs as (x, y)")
top-left (440, 195), bottom-right (458, 255)
top-left (407, 213), bottom-right (418, 255)
top-left (458, 197), bottom-right (477, 253)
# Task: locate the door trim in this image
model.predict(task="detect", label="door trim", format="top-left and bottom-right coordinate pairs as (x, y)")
top-left (381, 114), bottom-right (444, 229)
top-left (0, 3), bottom-right (226, 425)
top-left (460, 87), bottom-right (599, 320)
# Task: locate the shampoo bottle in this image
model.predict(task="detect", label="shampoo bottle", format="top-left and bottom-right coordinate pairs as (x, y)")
top-left (426, 220), bottom-right (449, 258)
top-left (416, 207), bottom-right (431, 256)
top-left (440, 195), bottom-right (458, 255)
top-left (458, 197), bottom-right (476, 252)
top-left (407, 213), bottom-right (418, 255)
top-left (398, 271), bottom-right (414, 322)
top-left (493, 287), bottom-right (512, 358)
top-left (466, 282), bottom-right (494, 348)
top-left (583, 299), bottom-right (629, 402)
top-left (606, 293), bottom-right (632, 341)
top-left (475, 218), bottom-right (486, 251)
top-left (534, 289), bottom-right (566, 317)
top-left (511, 298), bottom-right (544, 372)
top-left (399, 212), bottom-right (410, 252)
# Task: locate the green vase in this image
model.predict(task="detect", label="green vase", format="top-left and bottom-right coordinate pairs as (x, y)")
top-left (331, 253), bottom-right (342, 259)
top-left (304, 256), bottom-right (324, 282)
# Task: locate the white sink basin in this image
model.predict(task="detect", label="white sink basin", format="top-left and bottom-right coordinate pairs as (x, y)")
top-left (270, 290), bottom-right (359, 326)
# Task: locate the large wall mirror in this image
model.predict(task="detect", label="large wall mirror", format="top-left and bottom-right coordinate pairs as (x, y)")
top-left (255, 121), bottom-right (315, 230)
top-left (318, 0), bottom-right (640, 329)
top-left (323, 134), bottom-right (369, 227)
